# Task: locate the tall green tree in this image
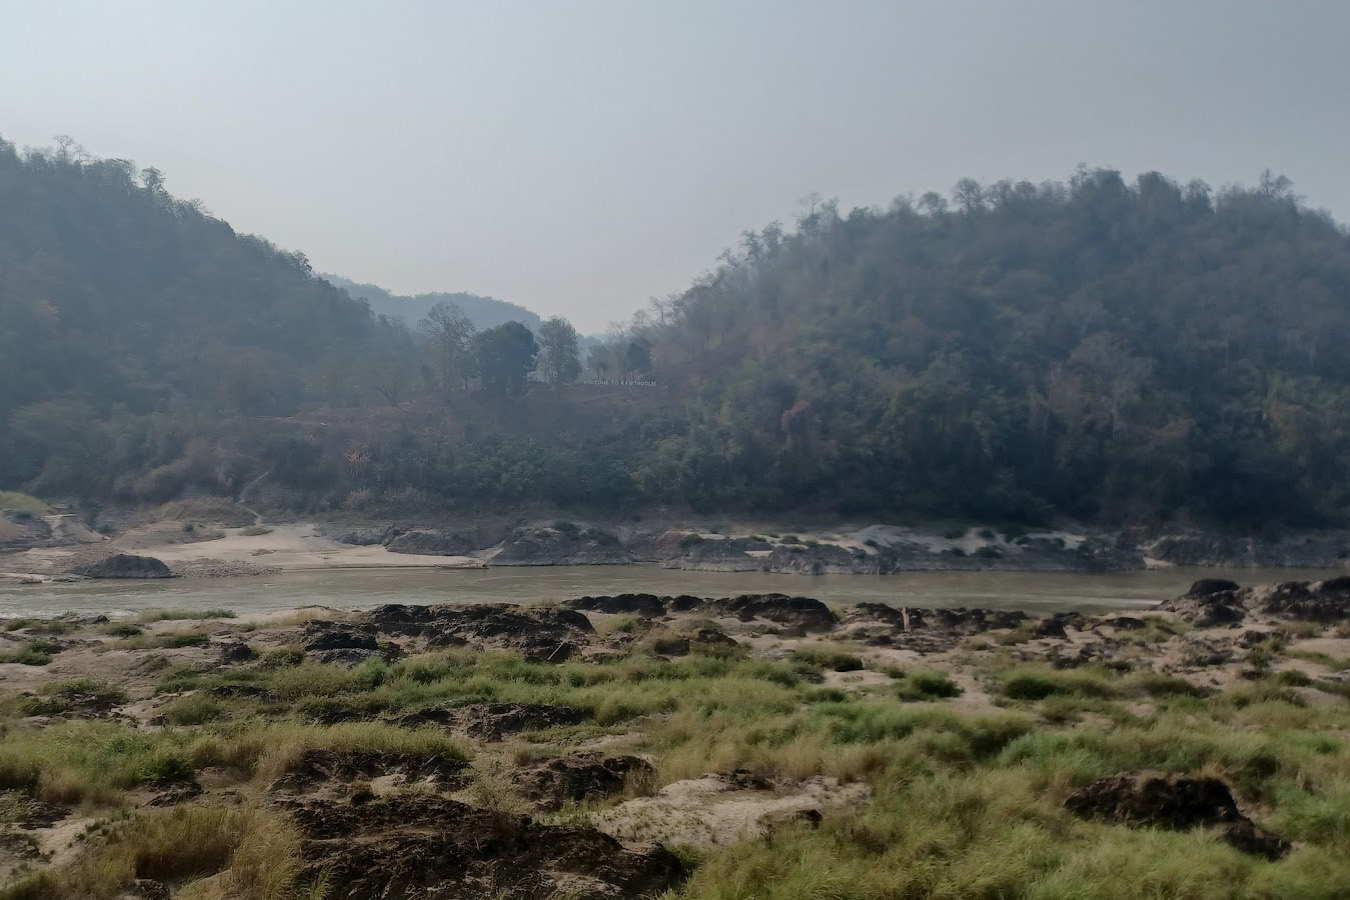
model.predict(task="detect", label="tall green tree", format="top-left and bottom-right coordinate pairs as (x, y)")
top-left (418, 300), bottom-right (477, 392)
top-left (474, 322), bottom-right (539, 396)
top-left (538, 316), bottom-right (582, 387)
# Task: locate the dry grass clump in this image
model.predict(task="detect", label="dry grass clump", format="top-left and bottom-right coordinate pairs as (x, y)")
top-left (0, 722), bottom-right (192, 807)
top-left (188, 721), bottom-right (469, 784)
top-left (2, 804), bottom-right (306, 900)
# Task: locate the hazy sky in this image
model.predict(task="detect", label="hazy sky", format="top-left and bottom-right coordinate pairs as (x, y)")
top-left (2, 0), bottom-right (1348, 331)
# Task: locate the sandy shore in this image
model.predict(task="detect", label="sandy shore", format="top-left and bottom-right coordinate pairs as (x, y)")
top-left (1, 522), bottom-right (483, 579)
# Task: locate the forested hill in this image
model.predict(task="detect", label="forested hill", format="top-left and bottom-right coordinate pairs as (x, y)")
top-left (322, 274), bottom-right (541, 333)
top-left (4, 139), bottom-right (1350, 530)
top-left (0, 137), bottom-right (395, 492)
top-left (628, 170), bottom-right (1350, 526)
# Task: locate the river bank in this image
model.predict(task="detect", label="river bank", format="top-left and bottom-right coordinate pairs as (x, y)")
top-left (6, 504), bottom-right (1350, 585)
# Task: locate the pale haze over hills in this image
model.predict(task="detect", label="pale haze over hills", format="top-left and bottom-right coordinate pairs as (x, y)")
top-left (322, 274), bottom-right (543, 334)
top-left (2, 0), bottom-right (1349, 331)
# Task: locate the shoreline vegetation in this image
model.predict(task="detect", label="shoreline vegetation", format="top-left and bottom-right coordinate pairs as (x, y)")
top-left (2, 579), bottom-right (1350, 897)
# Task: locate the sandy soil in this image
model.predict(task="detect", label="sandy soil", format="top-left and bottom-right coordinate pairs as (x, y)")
top-left (1, 523), bottom-right (483, 578)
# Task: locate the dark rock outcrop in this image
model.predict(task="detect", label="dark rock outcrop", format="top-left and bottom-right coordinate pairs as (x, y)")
top-left (302, 621), bottom-right (379, 652)
top-left (1146, 533), bottom-right (1350, 568)
top-left (290, 795), bottom-right (685, 900)
top-left (705, 594), bottom-right (837, 633)
top-left (1065, 771), bottom-right (1289, 859)
top-left (492, 525), bottom-right (637, 566)
top-left (268, 749), bottom-right (469, 794)
top-left (665, 540), bottom-right (764, 572)
top-left (515, 753), bottom-right (654, 811)
top-left (1189, 578), bottom-right (1241, 597)
top-left (397, 702), bottom-right (592, 741)
top-left (72, 553), bottom-right (173, 579)
top-left (386, 530), bottom-right (478, 556)
top-left (364, 603), bottom-right (593, 661)
top-left (1158, 582), bottom-right (1247, 627)
top-left (1160, 577), bottom-right (1350, 626)
top-left (1248, 578), bottom-right (1350, 622)
top-left (568, 594), bottom-right (668, 617)
top-left (763, 544), bottom-right (880, 576)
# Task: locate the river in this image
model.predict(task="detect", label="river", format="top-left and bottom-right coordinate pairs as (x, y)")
top-left (0, 565), bottom-right (1341, 620)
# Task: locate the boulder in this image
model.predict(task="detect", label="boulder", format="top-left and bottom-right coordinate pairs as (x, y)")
top-left (72, 553), bottom-right (173, 579)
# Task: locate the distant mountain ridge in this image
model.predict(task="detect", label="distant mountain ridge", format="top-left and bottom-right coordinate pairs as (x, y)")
top-left (323, 274), bottom-right (541, 333)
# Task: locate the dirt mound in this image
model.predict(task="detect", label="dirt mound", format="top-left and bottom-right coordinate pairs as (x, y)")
top-left (290, 794), bottom-right (685, 899)
top-left (397, 702), bottom-right (591, 741)
top-left (365, 603), bottom-right (593, 661)
top-left (71, 553), bottom-right (173, 579)
top-left (269, 749), bottom-right (470, 794)
top-left (1065, 771), bottom-right (1289, 859)
top-left (515, 753), bottom-right (654, 811)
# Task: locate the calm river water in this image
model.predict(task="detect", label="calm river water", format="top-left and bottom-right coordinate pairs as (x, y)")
top-left (1, 565), bottom-right (1342, 620)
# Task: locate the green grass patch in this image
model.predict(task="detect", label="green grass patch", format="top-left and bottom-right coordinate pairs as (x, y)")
top-left (136, 608), bottom-right (235, 623)
top-left (0, 491), bottom-right (49, 516)
top-left (0, 639), bottom-right (59, 666)
top-left (893, 671), bottom-right (964, 701)
top-left (790, 645), bottom-right (865, 673)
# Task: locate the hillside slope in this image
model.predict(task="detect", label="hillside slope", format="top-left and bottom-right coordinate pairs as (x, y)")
top-left (323, 274), bottom-right (542, 333)
top-left (0, 137), bottom-right (393, 495)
